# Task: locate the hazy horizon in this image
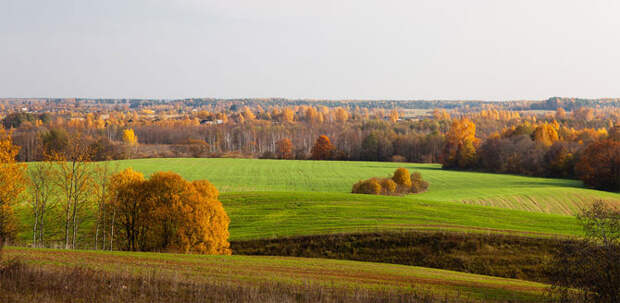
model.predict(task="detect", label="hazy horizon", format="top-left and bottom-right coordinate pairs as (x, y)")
top-left (2, 0), bottom-right (620, 100)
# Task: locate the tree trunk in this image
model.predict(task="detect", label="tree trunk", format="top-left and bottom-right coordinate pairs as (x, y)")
top-left (110, 209), bottom-right (115, 251)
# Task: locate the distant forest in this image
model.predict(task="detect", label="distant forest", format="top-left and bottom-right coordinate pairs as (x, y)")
top-left (1, 97), bottom-right (618, 191)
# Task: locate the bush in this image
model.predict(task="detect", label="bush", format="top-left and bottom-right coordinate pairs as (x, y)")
top-left (379, 178), bottom-right (397, 195)
top-left (353, 168), bottom-right (429, 196)
top-left (352, 178), bottom-right (382, 195)
top-left (410, 172), bottom-right (429, 193)
top-left (392, 168), bottom-right (412, 188)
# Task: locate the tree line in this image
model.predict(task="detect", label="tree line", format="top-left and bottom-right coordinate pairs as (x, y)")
top-left (1, 101), bottom-right (618, 191)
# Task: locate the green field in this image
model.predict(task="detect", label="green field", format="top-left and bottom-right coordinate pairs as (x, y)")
top-left (4, 247), bottom-right (551, 302)
top-left (115, 158), bottom-right (619, 215)
top-left (13, 158), bottom-right (615, 302)
top-left (19, 158), bottom-right (619, 241)
top-left (222, 192), bottom-right (581, 240)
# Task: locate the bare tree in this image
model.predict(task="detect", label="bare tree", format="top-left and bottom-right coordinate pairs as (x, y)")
top-left (548, 201), bottom-right (619, 303)
top-left (93, 162), bottom-right (114, 250)
top-left (49, 137), bottom-right (96, 249)
top-left (28, 161), bottom-right (56, 248)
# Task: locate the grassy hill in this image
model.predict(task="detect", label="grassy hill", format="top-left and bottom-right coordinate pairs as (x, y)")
top-left (115, 158), bottom-right (619, 215)
top-left (221, 192), bottom-right (580, 240)
top-left (18, 158), bottom-right (619, 242)
top-left (3, 247), bottom-right (551, 302)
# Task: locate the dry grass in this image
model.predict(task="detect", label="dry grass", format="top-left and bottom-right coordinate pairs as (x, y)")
top-left (0, 259), bottom-right (445, 303)
top-left (2, 247), bottom-right (551, 302)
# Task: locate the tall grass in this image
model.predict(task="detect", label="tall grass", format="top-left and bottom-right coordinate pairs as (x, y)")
top-left (0, 259), bottom-right (457, 303)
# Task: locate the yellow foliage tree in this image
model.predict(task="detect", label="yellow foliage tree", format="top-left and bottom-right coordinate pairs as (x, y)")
top-left (442, 118), bottom-right (479, 169)
top-left (122, 129), bottom-right (138, 146)
top-left (533, 123), bottom-right (559, 147)
top-left (107, 169), bottom-right (231, 254)
top-left (0, 130), bottom-right (27, 246)
top-left (389, 109), bottom-right (399, 123)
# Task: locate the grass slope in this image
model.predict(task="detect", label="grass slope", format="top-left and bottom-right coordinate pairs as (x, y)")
top-left (114, 158), bottom-right (619, 215)
top-left (18, 158), bottom-right (618, 242)
top-left (221, 192), bottom-right (580, 240)
top-left (4, 247), bottom-right (551, 302)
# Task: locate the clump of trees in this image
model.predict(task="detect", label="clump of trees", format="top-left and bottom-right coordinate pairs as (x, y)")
top-left (108, 169), bottom-right (231, 254)
top-left (442, 119), bottom-right (619, 192)
top-left (0, 129), bottom-right (230, 254)
top-left (547, 201), bottom-right (619, 302)
top-left (352, 168), bottom-right (428, 195)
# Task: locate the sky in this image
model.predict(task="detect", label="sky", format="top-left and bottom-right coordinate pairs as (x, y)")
top-left (1, 0), bottom-right (620, 100)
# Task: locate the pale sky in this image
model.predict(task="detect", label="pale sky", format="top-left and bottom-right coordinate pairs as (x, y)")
top-left (2, 0), bottom-right (620, 100)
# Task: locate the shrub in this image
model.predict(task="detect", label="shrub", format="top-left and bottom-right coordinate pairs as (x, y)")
top-left (380, 178), bottom-right (397, 195)
top-left (410, 172), bottom-right (429, 193)
top-left (353, 168), bottom-right (429, 196)
top-left (392, 168), bottom-right (412, 187)
top-left (352, 179), bottom-right (382, 195)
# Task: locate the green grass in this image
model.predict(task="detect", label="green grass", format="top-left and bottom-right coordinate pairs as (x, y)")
top-left (4, 247), bottom-right (552, 302)
top-left (221, 192), bottom-right (581, 240)
top-left (113, 158), bottom-right (619, 215)
top-left (19, 158), bottom-right (618, 242)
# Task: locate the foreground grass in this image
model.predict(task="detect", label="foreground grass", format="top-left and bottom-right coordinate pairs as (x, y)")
top-left (114, 158), bottom-right (619, 215)
top-left (221, 192), bottom-right (581, 240)
top-left (3, 247), bottom-right (551, 302)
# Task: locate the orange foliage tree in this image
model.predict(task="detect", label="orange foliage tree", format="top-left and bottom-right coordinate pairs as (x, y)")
top-left (108, 169), bottom-right (231, 254)
top-left (575, 140), bottom-right (619, 191)
top-left (311, 135), bottom-right (334, 160)
top-left (442, 118), bottom-right (479, 169)
top-left (0, 130), bottom-right (27, 246)
top-left (275, 138), bottom-right (293, 159)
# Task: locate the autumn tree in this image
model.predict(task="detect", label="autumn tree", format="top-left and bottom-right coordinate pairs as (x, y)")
top-left (389, 109), bottom-right (399, 123)
top-left (122, 128), bottom-right (138, 159)
top-left (107, 168), bottom-right (147, 251)
top-left (275, 138), bottom-right (293, 159)
top-left (575, 139), bottom-right (619, 191)
top-left (179, 180), bottom-right (231, 254)
top-left (334, 107), bottom-right (350, 123)
top-left (108, 170), bottom-right (231, 254)
top-left (0, 130), bottom-right (27, 247)
top-left (442, 118), bottom-right (479, 169)
top-left (532, 123), bottom-right (559, 147)
top-left (311, 135), bottom-right (334, 160)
